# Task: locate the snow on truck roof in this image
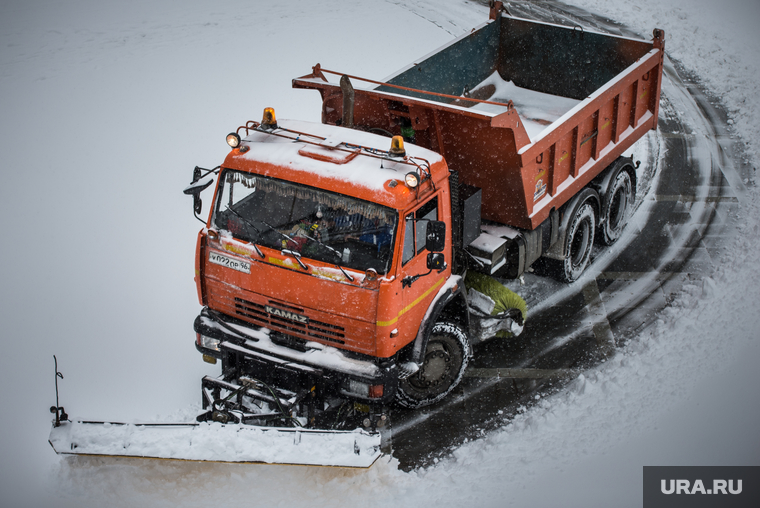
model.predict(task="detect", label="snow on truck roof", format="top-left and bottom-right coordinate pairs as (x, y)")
top-left (223, 119), bottom-right (447, 210)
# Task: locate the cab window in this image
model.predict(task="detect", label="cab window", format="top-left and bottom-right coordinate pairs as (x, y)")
top-left (402, 196), bottom-right (439, 265)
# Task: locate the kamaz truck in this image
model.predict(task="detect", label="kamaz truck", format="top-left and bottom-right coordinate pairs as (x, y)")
top-left (50, 3), bottom-right (665, 467)
top-left (189, 3), bottom-right (664, 429)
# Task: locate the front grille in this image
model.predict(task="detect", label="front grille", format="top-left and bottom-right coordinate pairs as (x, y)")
top-left (234, 297), bottom-right (346, 345)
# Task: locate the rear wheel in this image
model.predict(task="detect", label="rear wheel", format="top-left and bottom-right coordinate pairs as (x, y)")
top-left (600, 168), bottom-right (634, 245)
top-left (395, 322), bottom-right (470, 409)
top-left (560, 201), bottom-right (596, 283)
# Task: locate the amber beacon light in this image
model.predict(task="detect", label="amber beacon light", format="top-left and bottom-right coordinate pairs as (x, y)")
top-left (389, 135), bottom-right (406, 157)
top-left (261, 107), bottom-right (278, 130)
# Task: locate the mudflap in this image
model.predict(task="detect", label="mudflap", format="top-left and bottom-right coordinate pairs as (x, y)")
top-left (48, 419), bottom-right (382, 468)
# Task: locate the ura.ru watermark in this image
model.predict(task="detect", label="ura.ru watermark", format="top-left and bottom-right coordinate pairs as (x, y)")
top-left (660, 478), bottom-right (742, 495)
top-left (644, 466), bottom-right (758, 508)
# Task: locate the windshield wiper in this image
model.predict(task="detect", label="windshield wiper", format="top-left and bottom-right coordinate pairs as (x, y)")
top-left (252, 220), bottom-right (312, 271)
top-left (225, 207), bottom-right (265, 259)
top-left (281, 249), bottom-right (308, 271)
top-left (252, 218), bottom-right (355, 281)
top-left (296, 231), bottom-right (355, 282)
top-left (335, 264), bottom-right (354, 282)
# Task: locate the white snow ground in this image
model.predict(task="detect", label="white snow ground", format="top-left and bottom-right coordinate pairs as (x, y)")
top-left (0, 0), bottom-right (758, 507)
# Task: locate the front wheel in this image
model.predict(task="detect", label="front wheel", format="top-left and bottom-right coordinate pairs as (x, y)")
top-left (395, 322), bottom-right (470, 409)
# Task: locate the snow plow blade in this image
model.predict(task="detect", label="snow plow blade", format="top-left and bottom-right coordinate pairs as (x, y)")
top-left (48, 420), bottom-right (382, 468)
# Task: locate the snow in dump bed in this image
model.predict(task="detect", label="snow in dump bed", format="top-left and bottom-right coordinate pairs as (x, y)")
top-left (238, 119), bottom-right (444, 192)
top-left (49, 421), bottom-right (381, 468)
top-left (467, 71), bottom-right (581, 140)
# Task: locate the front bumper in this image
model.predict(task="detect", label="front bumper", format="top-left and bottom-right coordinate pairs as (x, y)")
top-left (194, 307), bottom-right (398, 405)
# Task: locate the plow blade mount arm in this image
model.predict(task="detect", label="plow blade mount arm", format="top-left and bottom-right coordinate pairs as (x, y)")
top-left (49, 419), bottom-right (381, 468)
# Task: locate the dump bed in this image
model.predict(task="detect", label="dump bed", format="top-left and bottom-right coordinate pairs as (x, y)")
top-left (293, 12), bottom-right (664, 230)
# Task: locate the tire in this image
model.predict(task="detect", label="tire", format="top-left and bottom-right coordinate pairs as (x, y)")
top-left (599, 168), bottom-right (634, 245)
top-left (395, 322), bottom-right (470, 409)
top-left (560, 201), bottom-right (596, 283)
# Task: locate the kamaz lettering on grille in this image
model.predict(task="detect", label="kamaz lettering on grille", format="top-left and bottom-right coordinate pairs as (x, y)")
top-left (265, 305), bottom-right (309, 324)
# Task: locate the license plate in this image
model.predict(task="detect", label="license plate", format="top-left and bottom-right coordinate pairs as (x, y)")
top-left (209, 251), bottom-right (251, 274)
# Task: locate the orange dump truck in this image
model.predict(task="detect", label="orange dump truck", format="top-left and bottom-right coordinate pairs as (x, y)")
top-left (187, 4), bottom-right (664, 428)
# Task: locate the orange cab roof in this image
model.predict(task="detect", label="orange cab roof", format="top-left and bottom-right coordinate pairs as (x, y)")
top-left (222, 119), bottom-right (448, 210)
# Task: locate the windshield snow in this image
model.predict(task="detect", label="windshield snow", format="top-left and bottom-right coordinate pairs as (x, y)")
top-left (212, 170), bottom-right (398, 275)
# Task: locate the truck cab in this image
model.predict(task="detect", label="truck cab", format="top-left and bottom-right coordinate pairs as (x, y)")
top-left (192, 115), bottom-right (471, 423)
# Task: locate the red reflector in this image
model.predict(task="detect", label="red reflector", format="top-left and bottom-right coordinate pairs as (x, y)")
top-left (196, 333), bottom-right (201, 346)
top-left (369, 385), bottom-right (384, 398)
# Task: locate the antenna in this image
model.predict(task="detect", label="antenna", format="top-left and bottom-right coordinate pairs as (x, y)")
top-left (49, 355), bottom-right (68, 427)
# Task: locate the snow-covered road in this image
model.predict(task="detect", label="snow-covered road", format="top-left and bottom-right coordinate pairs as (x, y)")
top-left (1, 1), bottom-right (758, 507)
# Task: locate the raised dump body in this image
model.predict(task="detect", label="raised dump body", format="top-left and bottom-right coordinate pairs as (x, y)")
top-left (293, 11), bottom-right (664, 231)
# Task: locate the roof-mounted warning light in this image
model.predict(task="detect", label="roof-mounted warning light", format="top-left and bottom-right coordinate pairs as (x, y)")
top-left (261, 107), bottom-right (278, 130)
top-left (389, 135), bottom-right (406, 157)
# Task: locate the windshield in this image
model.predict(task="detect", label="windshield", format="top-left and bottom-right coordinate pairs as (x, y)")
top-left (212, 169), bottom-right (398, 275)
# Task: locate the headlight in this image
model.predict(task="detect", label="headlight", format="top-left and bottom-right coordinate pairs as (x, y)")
top-left (226, 132), bottom-right (241, 148)
top-left (345, 379), bottom-right (369, 398)
top-left (199, 334), bottom-right (221, 352)
top-left (343, 379), bottom-right (384, 399)
top-left (405, 171), bottom-right (419, 188)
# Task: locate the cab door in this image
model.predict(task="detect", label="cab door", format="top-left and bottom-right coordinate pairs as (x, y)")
top-left (398, 194), bottom-right (446, 340)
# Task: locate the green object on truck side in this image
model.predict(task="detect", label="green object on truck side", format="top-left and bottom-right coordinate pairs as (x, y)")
top-left (464, 271), bottom-right (528, 334)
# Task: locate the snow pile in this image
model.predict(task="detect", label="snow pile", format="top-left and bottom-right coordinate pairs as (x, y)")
top-left (469, 71), bottom-right (582, 139)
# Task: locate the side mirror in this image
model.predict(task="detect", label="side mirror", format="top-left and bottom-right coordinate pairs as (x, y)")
top-left (425, 220), bottom-right (446, 253)
top-left (183, 178), bottom-right (214, 215)
top-left (183, 166), bottom-right (219, 221)
top-left (426, 252), bottom-right (445, 271)
top-left (403, 251), bottom-right (447, 288)
top-left (184, 165), bottom-right (214, 216)
top-left (403, 252), bottom-right (446, 288)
